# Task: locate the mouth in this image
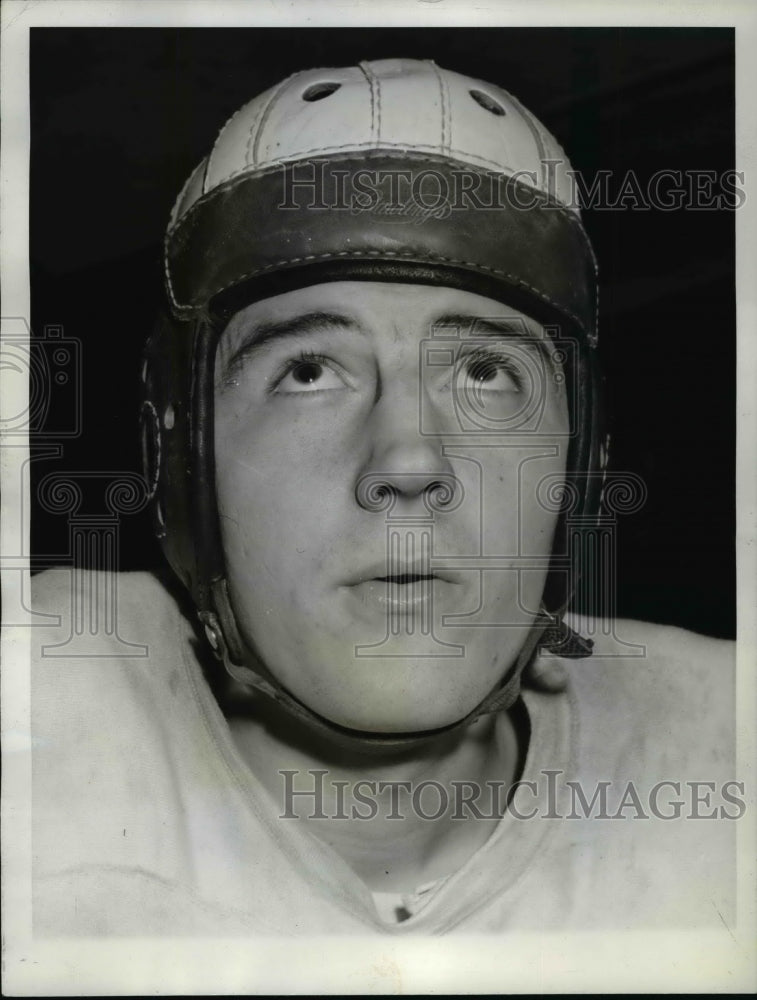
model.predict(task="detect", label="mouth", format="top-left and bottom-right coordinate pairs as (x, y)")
top-left (348, 577), bottom-right (438, 615)
top-left (346, 561), bottom-right (463, 588)
top-left (343, 563), bottom-right (462, 620)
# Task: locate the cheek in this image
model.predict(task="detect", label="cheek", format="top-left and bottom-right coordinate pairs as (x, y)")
top-left (213, 401), bottom-right (357, 586)
top-left (216, 399), bottom-right (327, 498)
top-left (476, 443), bottom-right (566, 554)
top-left (521, 394), bottom-right (569, 545)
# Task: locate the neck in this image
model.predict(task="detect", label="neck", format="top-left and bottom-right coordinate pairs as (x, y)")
top-left (223, 687), bottom-right (526, 893)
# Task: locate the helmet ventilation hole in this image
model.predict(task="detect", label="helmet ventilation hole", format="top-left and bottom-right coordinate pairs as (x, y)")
top-left (469, 89), bottom-right (505, 116)
top-left (302, 81), bottom-right (342, 102)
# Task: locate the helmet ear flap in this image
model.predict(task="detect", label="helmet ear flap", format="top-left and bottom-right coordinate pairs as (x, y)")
top-left (142, 310), bottom-right (249, 665)
top-left (541, 344), bottom-right (606, 618)
top-left (140, 310), bottom-right (196, 595)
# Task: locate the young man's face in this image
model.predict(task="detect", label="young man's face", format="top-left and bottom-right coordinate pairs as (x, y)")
top-left (214, 281), bottom-right (569, 732)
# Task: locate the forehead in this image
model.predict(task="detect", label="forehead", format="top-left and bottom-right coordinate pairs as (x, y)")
top-left (219, 280), bottom-right (547, 343)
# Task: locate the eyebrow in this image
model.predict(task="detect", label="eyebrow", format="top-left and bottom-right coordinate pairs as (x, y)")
top-left (431, 311), bottom-right (556, 371)
top-left (218, 311), bottom-right (362, 381)
top-left (431, 312), bottom-right (544, 340)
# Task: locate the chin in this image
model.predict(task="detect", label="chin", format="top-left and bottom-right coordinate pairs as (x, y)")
top-left (245, 631), bottom-right (515, 735)
top-left (298, 668), bottom-right (492, 735)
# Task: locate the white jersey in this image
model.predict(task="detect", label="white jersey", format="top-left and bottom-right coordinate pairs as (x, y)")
top-left (31, 569), bottom-right (736, 935)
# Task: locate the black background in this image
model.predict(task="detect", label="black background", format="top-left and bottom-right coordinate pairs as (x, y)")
top-left (30, 27), bottom-right (736, 638)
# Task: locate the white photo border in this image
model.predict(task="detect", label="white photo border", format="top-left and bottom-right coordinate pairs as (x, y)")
top-left (2, 1), bottom-right (755, 994)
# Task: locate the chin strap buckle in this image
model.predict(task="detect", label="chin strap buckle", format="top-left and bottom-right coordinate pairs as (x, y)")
top-left (540, 619), bottom-right (594, 658)
top-left (198, 610), bottom-right (228, 661)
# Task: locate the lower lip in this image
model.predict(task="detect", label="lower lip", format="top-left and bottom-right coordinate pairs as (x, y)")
top-left (346, 578), bottom-right (450, 615)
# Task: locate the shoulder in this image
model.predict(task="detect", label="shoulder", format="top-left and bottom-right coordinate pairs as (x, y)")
top-left (563, 611), bottom-right (734, 695)
top-left (561, 613), bottom-right (735, 772)
top-left (30, 568), bottom-right (200, 736)
top-left (31, 566), bottom-right (187, 626)
top-left (29, 570), bottom-right (210, 885)
top-left (31, 566), bottom-right (196, 658)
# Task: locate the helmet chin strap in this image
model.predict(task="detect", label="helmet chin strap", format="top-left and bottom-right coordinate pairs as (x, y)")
top-left (199, 577), bottom-right (592, 750)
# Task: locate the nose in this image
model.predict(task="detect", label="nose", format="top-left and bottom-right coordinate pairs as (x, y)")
top-left (355, 378), bottom-right (458, 513)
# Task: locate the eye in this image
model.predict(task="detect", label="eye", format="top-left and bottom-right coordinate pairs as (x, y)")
top-left (457, 350), bottom-right (524, 393)
top-left (273, 355), bottom-right (346, 394)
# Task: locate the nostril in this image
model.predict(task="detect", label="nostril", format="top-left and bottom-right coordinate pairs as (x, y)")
top-left (302, 81), bottom-right (342, 102)
top-left (469, 89), bottom-right (506, 116)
